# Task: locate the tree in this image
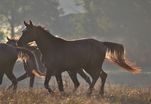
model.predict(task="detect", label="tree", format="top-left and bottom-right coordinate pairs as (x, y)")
top-left (0, 0), bottom-right (61, 37)
top-left (72, 0), bottom-right (151, 66)
top-left (0, 0), bottom-right (29, 36)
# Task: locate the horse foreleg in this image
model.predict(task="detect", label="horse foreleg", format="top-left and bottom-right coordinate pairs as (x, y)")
top-left (87, 70), bottom-right (100, 95)
top-left (29, 74), bottom-right (35, 88)
top-left (44, 73), bottom-right (53, 94)
top-left (17, 73), bottom-right (29, 81)
top-left (6, 72), bottom-right (17, 90)
top-left (56, 73), bottom-right (64, 94)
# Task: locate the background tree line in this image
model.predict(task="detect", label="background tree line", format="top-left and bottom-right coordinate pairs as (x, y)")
top-left (0, 0), bottom-right (150, 68)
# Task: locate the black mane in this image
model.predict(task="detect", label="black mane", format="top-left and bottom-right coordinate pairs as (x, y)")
top-left (36, 26), bottom-right (65, 42)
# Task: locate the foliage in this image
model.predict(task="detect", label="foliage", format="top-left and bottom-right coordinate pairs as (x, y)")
top-left (0, 0), bottom-right (151, 65)
top-left (0, 0), bottom-right (61, 36)
top-left (70, 14), bottom-right (86, 37)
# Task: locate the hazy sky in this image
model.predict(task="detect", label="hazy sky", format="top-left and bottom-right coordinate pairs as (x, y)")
top-left (59, 0), bottom-right (85, 15)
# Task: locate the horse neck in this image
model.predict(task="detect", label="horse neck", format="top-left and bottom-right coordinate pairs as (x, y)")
top-left (35, 32), bottom-right (64, 55)
top-left (6, 40), bottom-right (16, 46)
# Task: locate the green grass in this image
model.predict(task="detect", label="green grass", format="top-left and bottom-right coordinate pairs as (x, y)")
top-left (0, 84), bottom-right (150, 104)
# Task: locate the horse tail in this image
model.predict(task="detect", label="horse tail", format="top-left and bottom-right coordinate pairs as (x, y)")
top-left (16, 47), bottom-right (45, 77)
top-left (103, 42), bottom-right (141, 74)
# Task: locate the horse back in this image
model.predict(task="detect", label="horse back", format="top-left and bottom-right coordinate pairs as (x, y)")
top-left (44, 39), bottom-right (106, 70)
top-left (0, 43), bottom-right (17, 65)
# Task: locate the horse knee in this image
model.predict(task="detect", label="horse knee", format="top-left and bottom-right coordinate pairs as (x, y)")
top-left (103, 72), bottom-right (107, 80)
top-left (0, 73), bottom-right (4, 85)
top-left (0, 77), bottom-right (3, 85)
top-left (101, 71), bottom-right (107, 80)
top-left (44, 82), bottom-right (49, 89)
top-left (0, 79), bottom-right (2, 85)
top-left (75, 81), bottom-right (80, 88)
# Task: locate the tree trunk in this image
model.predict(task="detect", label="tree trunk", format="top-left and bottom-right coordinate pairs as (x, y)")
top-left (10, 0), bottom-right (15, 37)
top-left (10, 21), bottom-right (15, 37)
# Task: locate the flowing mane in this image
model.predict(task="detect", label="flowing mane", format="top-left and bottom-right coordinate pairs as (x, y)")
top-left (37, 26), bottom-right (66, 42)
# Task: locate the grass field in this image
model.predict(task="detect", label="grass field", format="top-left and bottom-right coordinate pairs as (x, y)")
top-left (1, 63), bottom-right (151, 104)
top-left (0, 84), bottom-right (150, 104)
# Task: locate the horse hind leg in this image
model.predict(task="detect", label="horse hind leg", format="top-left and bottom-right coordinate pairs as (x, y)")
top-left (86, 69), bottom-right (100, 95)
top-left (99, 69), bottom-right (107, 96)
top-left (68, 71), bottom-right (80, 92)
top-left (78, 69), bottom-right (91, 86)
top-left (55, 73), bottom-right (64, 94)
top-left (6, 72), bottom-right (17, 90)
top-left (29, 74), bottom-right (35, 88)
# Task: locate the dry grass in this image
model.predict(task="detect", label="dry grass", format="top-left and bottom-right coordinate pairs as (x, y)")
top-left (0, 84), bottom-right (150, 104)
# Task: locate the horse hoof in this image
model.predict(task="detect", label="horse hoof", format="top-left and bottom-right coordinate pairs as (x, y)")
top-left (86, 90), bottom-right (92, 96)
top-left (7, 84), bottom-right (13, 90)
top-left (48, 89), bottom-right (54, 94)
top-left (73, 88), bottom-right (77, 93)
top-left (60, 91), bottom-right (67, 96)
top-left (99, 92), bottom-right (104, 97)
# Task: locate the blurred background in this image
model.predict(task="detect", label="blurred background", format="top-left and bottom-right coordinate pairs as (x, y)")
top-left (0, 0), bottom-right (151, 87)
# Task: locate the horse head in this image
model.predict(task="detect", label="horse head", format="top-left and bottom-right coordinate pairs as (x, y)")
top-left (6, 37), bottom-right (18, 47)
top-left (18, 20), bottom-right (37, 47)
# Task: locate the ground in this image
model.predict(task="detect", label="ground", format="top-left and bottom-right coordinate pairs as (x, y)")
top-left (0, 84), bottom-right (150, 104)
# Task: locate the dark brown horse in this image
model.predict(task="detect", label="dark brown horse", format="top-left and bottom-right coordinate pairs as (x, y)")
top-left (18, 21), bottom-right (141, 95)
top-left (7, 38), bottom-right (91, 89)
top-left (6, 37), bottom-right (45, 88)
top-left (0, 38), bottom-right (35, 90)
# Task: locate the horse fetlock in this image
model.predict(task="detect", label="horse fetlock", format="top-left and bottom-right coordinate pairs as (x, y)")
top-left (87, 87), bottom-right (93, 95)
top-left (60, 91), bottom-right (66, 96)
top-left (86, 77), bottom-right (91, 85)
top-left (73, 84), bottom-right (79, 92)
top-left (44, 83), bottom-right (49, 89)
top-left (12, 80), bottom-right (18, 85)
top-left (48, 88), bottom-right (54, 94)
top-left (75, 82), bottom-right (80, 88)
top-left (58, 86), bottom-right (64, 92)
top-left (99, 89), bottom-right (104, 96)
top-left (13, 84), bottom-right (17, 90)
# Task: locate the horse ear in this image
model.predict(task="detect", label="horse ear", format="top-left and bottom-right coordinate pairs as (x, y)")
top-left (24, 21), bottom-right (29, 27)
top-left (7, 37), bottom-right (10, 41)
top-left (29, 20), bottom-right (33, 26)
